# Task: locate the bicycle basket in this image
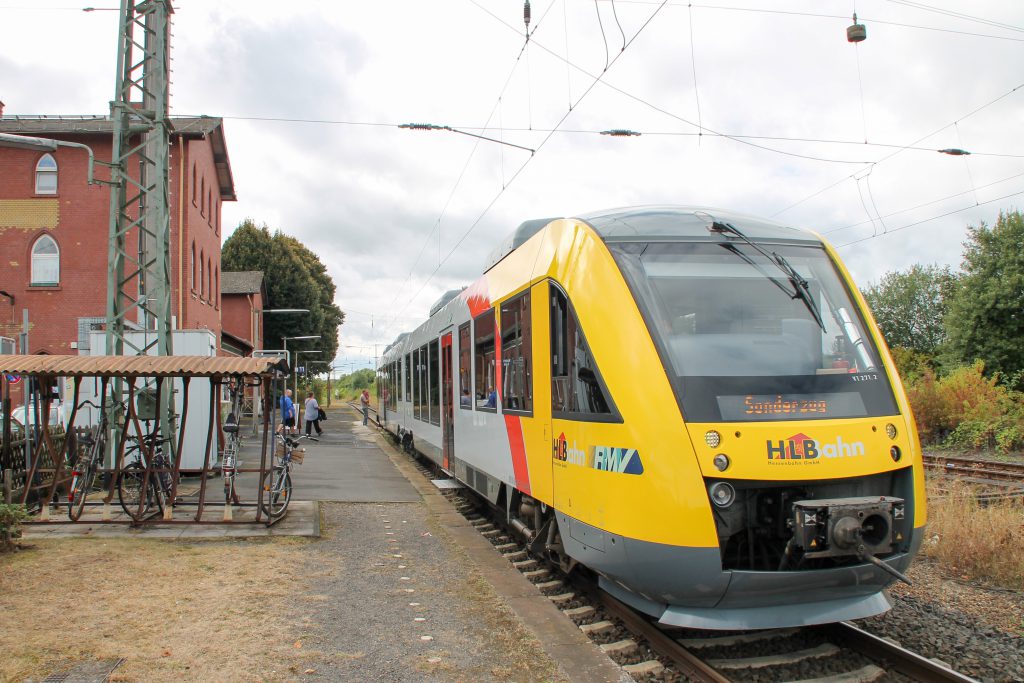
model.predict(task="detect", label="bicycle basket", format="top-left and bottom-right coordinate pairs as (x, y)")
top-left (290, 448), bottom-right (305, 465)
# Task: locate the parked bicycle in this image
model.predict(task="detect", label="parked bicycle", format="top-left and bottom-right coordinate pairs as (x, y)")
top-left (118, 431), bottom-right (175, 521)
top-left (67, 398), bottom-right (109, 521)
top-left (221, 380), bottom-right (245, 505)
top-left (261, 432), bottom-right (315, 517)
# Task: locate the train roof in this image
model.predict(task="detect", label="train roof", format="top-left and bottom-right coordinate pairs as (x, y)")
top-left (578, 206), bottom-right (820, 244)
top-left (484, 207), bottom-right (818, 273)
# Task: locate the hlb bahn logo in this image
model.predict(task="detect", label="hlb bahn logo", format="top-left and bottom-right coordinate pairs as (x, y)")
top-left (553, 432), bottom-right (587, 466)
top-left (766, 433), bottom-right (865, 463)
top-left (553, 433), bottom-right (644, 475)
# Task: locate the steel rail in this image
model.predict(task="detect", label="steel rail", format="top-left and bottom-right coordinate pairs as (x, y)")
top-left (821, 621), bottom-right (980, 683)
top-left (581, 579), bottom-right (732, 683)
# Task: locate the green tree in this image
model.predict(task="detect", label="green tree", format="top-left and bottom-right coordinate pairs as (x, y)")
top-left (861, 264), bottom-right (959, 354)
top-left (944, 210), bottom-right (1024, 379)
top-left (221, 219), bottom-right (344, 362)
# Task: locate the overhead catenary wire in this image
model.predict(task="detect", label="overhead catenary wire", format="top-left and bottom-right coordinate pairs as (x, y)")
top-left (834, 188), bottom-right (1024, 248)
top-left (821, 168), bottom-right (1024, 236)
top-left (771, 81), bottom-right (1024, 217)
top-left (375, 0), bottom-right (560, 339)
top-left (598, 1), bottom-right (1024, 43)
top-left (377, 0), bottom-right (672, 337)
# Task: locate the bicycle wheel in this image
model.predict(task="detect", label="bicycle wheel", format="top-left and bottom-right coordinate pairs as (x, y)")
top-left (259, 468), bottom-right (292, 517)
top-left (118, 461), bottom-right (160, 520)
top-left (68, 460), bottom-right (93, 521)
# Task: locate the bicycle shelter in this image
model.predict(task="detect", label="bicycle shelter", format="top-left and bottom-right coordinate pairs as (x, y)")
top-left (0, 354), bottom-right (291, 526)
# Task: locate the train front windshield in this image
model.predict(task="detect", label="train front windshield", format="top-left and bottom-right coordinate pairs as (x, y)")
top-left (611, 241), bottom-right (899, 422)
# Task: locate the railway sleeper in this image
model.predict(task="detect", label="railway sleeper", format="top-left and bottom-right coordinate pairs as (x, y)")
top-left (708, 642), bottom-right (840, 670)
top-left (562, 605), bottom-right (596, 621)
top-left (621, 660), bottom-right (665, 677)
top-left (599, 639), bottom-right (639, 657)
top-left (579, 620), bottom-right (616, 636)
top-left (783, 663), bottom-right (886, 683)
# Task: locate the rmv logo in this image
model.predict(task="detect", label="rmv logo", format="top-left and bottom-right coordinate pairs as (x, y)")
top-left (766, 433), bottom-right (865, 460)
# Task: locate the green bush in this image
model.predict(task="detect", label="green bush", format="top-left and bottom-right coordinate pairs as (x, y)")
top-left (905, 360), bottom-right (1024, 452)
top-left (0, 503), bottom-right (28, 552)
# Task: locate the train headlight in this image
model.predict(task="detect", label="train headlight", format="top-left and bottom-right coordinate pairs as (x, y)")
top-left (712, 453), bottom-right (730, 472)
top-left (886, 423), bottom-right (898, 440)
top-left (890, 445), bottom-right (902, 462)
top-left (704, 430), bottom-right (721, 448)
top-left (709, 482), bottom-right (736, 508)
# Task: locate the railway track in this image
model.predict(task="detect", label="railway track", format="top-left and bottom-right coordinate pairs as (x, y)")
top-left (382, 428), bottom-right (982, 683)
top-left (923, 454), bottom-right (1024, 501)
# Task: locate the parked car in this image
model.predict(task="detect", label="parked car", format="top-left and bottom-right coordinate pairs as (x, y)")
top-left (6, 402), bottom-right (70, 438)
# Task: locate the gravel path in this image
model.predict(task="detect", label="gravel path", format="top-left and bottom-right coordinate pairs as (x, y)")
top-left (859, 559), bottom-right (1024, 683)
top-left (294, 501), bottom-right (567, 682)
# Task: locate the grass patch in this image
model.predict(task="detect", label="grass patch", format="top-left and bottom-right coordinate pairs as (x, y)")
top-left (923, 477), bottom-right (1024, 589)
top-left (0, 536), bottom-right (312, 682)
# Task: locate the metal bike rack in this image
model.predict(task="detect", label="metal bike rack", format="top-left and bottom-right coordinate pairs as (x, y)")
top-left (0, 354), bottom-right (291, 526)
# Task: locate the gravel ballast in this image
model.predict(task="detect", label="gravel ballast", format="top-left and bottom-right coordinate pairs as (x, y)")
top-left (859, 560), bottom-right (1024, 683)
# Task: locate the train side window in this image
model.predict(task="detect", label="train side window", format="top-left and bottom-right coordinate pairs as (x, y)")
top-left (404, 353), bottom-right (411, 402)
top-left (458, 322), bottom-right (472, 410)
top-left (417, 345), bottom-right (429, 422)
top-left (551, 285), bottom-right (616, 418)
top-left (428, 338), bottom-right (440, 426)
top-left (500, 291), bottom-right (532, 414)
top-left (411, 351), bottom-right (418, 419)
top-left (474, 308), bottom-right (497, 412)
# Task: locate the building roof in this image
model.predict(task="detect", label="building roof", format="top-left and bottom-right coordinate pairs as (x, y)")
top-left (221, 271), bottom-right (264, 295)
top-left (0, 115), bottom-right (236, 201)
top-left (0, 354), bottom-right (287, 378)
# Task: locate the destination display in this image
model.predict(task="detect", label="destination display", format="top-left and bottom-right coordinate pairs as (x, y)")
top-left (717, 392), bottom-right (868, 421)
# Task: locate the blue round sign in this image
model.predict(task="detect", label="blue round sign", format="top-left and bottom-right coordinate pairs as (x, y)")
top-left (5, 374), bottom-right (20, 384)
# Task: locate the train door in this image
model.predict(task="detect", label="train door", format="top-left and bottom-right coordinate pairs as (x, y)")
top-left (441, 332), bottom-right (454, 470)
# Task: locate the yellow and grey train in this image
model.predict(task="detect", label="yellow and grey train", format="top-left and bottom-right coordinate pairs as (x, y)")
top-left (378, 206), bottom-right (925, 630)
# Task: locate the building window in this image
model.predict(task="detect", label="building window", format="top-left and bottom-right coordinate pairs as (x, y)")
top-left (551, 283), bottom-right (615, 418)
top-left (199, 250), bottom-right (205, 299)
top-left (207, 257), bottom-right (212, 304)
top-left (207, 188), bottom-right (213, 225)
top-left (214, 267), bottom-right (219, 309)
top-left (190, 241), bottom-right (196, 291)
top-left (30, 234), bottom-right (60, 285)
top-left (473, 308), bottom-right (497, 411)
top-left (35, 154), bottom-right (58, 194)
top-left (458, 322), bottom-right (471, 410)
top-left (214, 199), bottom-right (220, 235)
top-left (501, 291), bottom-right (532, 413)
top-left (191, 164), bottom-right (197, 205)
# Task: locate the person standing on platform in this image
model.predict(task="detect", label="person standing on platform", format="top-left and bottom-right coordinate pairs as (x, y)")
top-left (360, 388), bottom-right (371, 426)
top-left (304, 393), bottom-right (323, 436)
top-left (280, 389), bottom-right (296, 435)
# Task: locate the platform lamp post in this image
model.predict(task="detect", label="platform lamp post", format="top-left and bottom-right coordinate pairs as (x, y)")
top-left (282, 336), bottom-right (320, 414)
top-left (248, 309), bottom-right (308, 434)
top-left (295, 350), bottom-right (321, 398)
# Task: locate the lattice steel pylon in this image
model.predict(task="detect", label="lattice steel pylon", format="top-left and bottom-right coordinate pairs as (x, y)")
top-left (105, 0), bottom-right (176, 452)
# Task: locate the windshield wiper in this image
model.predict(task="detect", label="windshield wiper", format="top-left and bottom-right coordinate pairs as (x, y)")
top-left (710, 220), bottom-right (826, 332)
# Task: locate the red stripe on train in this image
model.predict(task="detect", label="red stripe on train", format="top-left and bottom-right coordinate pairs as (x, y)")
top-left (461, 276), bottom-right (490, 318)
top-left (504, 414), bottom-right (531, 495)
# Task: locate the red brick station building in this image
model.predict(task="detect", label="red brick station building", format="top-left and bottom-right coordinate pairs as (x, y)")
top-left (0, 111), bottom-right (263, 389)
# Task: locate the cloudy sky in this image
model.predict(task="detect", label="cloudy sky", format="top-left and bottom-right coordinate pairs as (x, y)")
top-left (3, 0), bottom-right (1023, 371)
